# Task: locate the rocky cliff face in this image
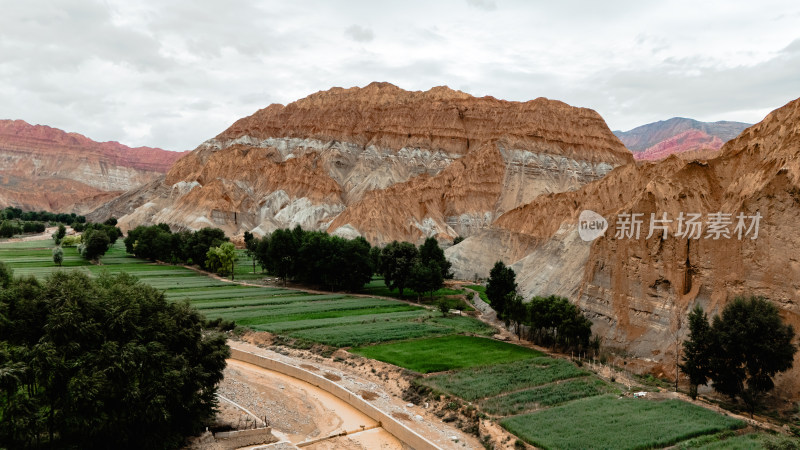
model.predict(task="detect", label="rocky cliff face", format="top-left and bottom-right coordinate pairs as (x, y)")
top-left (614, 118), bottom-right (751, 160)
top-left (450, 98), bottom-right (800, 398)
top-left (0, 120), bottom-right (186, 213)
top-left (102, 82), bottom-right (632, 241)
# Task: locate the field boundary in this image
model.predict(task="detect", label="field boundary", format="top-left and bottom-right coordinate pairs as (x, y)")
top-left (229, 348), bottom-right (442, 450)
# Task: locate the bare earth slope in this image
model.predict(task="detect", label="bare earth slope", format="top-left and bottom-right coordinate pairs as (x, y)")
top-left (614, 117), bottom-right (751, 160)
top-left (450, 97), bottom-right (800, 399)
top-left (95, 82), bottom-right (632, 241)
top-left (0, 120), bottom-right (187, 213)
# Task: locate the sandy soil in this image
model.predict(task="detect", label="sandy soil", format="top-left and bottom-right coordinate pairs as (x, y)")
top-left (219, 359), bottom-right (402, 448)
top-left (228, 339), bottom-right (482, 449)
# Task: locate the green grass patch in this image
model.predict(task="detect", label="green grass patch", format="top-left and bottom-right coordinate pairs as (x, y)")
top-left (465, 284), bottom-right (488, 303)
top-left (424, 315), bottom-right (494, 335)
top-left (501, 395), bottom-right (745, 450)
top-left (421, 357), bottom-right (588, 401)
top-left (351, 335), bottom-right (540, 373)
top-left (288, 321), bottom-right (451, 347)
top-left (253, 309), bottom-right (432, 333)
top-left (480, 377), bottom-right (615, 415)
top-left (362, 277), bottom-right (464, 300)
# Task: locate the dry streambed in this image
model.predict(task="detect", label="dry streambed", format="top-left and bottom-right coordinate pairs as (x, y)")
top-left (219, 340), bottom-right (481, 449)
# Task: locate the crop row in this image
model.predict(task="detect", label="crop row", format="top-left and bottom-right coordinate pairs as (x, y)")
top-left (479, 377), bottom-right (614, 416)
top-left (501, 395), bottom-right (744, 450)
top-left (420, 357), bottom-right (588, 401)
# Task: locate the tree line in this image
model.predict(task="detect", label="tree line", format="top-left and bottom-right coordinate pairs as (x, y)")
top-left (244, 227), bottom-right (373, 291)
top-left (124, 224), bottom-right (229, 269)
top-left (485, 261), bottom-right (595, 354)
top-left (244, 228), bottom-right (452, 295)
top-left (0, 264), bottom-right (229, 449)
top-left (680, 296), bottom-right (797, 416)
top-left (0, 220), bottom-right (46, 238)
top-left (0, 207), bottom-right (86, 225)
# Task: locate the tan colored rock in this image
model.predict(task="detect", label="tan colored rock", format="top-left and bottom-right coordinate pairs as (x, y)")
top-left (104, 83), bottom-right (631, 240)
top-left (452, 97), bottom-right (800, 398)
top-left (0, 120), bottom-right (186, 213)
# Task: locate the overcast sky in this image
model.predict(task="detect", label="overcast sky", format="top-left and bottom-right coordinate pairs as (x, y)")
top-left (1, 0), bottom-right (798, 151)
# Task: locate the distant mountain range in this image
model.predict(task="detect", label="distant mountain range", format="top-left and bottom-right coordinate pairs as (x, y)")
top-left (0, 120), bottom-right (187, 213)
top-left (614, 117), bottom-right (751, 160)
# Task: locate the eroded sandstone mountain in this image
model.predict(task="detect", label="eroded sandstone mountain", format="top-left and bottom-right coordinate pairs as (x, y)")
top-left (614, 117), bottom-right (751, 160)
top-left (97, 82), bottom-right (632, 241)
top-left (0, 120), bottom-right (187, 213)
top-left (449, 97), bottom-right (800, 397)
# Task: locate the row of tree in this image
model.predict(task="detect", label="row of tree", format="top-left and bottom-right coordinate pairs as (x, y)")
top-left (244, 228), bottom-right (374, 291)
top-left (244, 229), bottom-right (453, 295)
top-left (378, 239), bottom-right (453, 299)
top-left (0, 220), bottom-right (47, 238)
top-left (680, 297), bottom-right (797, 415)
top-left (0, 264), bottom-right (229, 449)
top-left (0, 207), bottom-right (86, 224)
top-left (485, 261), bottom-right (595, 354)
top-left (124, 224), bottom-right (228, 269)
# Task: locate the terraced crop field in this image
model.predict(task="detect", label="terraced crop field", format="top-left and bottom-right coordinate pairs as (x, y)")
top-left (0, 240), bottom-right (492, 348)
top-left (1, 238), bottom-right (751, 449)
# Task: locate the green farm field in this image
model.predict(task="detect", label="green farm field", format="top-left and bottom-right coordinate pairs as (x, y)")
top-left (351, 335), bottom-right (539, 373)
top-left (0, 239), bottom-right (492, 348)
top-left (1, 238), bottom-right (758, 449)
top-left (501, 395), bottom-right (745, 450)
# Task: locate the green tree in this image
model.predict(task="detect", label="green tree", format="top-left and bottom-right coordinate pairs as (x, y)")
top-left (453, 236), bottom-right (464, 245)
top-left (80, 229), bottom-right (111, 262)
top-left (680, 305), bottom-right (713, 400)
top-left (408, 259), bottom-right (444, 301)
top-left (507, 293), bottom-right (526, 340)
top-left (183, 227), bottom-right (228, 268)
top-left (268, 228), bottom-right (300, 285)
top-left (53, 223), bottom-right (66, 244)
top-left (486, 261), bottom-right (517, 318)
top-left (243, 231), bottom-right (258, 273)
top-left (380, 241), bottom-right (419, 298)
top-left (709, 296), bottom-right (797, 416)
top-left (0, 261), bottom-right (11, 288)
top-left (525, 295), bottom-right (592, 352)
top-left (205, 242), bottom-right (238, 279)
top-left (437, 298), bottom-right (450, 317)
top-left (418, 237), bottom-right (453, 279)
top-left (0, 271), bottom-right (229, 449)
top-left (368, 246), bottom-right (382, 275)
top-left (52, 246), bottom-right (63, 267)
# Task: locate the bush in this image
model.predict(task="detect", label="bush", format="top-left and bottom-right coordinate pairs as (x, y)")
top-left (61, 235), bottom-right (81, 247)
top-left (0, 221), bottom-right (22, 238)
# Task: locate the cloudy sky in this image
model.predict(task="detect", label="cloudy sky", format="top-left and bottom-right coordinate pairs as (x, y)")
top-left (1, 0), bottom-right (798, 151)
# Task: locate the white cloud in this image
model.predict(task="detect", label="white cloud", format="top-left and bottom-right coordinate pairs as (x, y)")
top-left (0, 0), bottom-right (797, 149)
top-left (344, 25), bottom-right (375, 43)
